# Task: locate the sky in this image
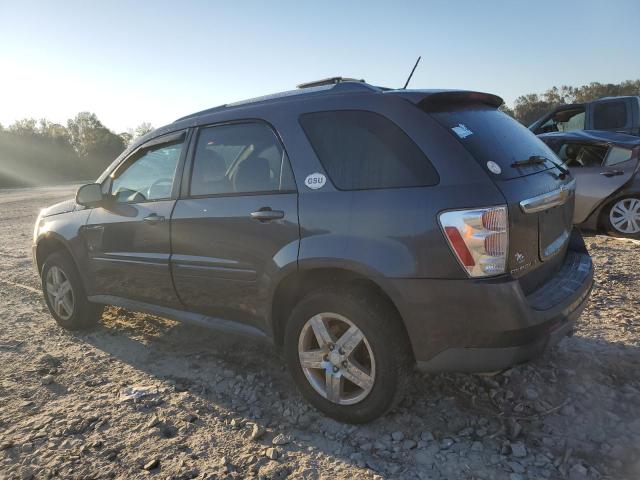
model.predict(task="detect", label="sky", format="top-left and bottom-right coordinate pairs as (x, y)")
top-left (1, 0), bottom-right (639, 133)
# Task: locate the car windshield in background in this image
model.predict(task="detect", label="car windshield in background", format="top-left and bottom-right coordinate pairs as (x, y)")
top-left (429, 106), bottom-right (559, 179)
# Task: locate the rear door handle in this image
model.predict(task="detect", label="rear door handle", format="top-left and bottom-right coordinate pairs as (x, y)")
top-left (600, 170), bottom-right (624, 177)
top-left (250, 208), bottom-right (284, 222)
top-left (143, 213), bottom-right (165, 224)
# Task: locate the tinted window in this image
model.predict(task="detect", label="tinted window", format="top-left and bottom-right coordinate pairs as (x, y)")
top-left (299, 110), bottom-right (438, 190)
top-left (190, 123), bottom-right (295, 196)
top-left (593, 102), bottom-right (627, 130)
top-left (111, 141), bottom-right (183, 203)
top-left (431, 107), bottom-right (560, 179)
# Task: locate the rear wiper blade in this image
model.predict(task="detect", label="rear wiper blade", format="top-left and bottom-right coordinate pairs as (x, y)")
top-left (511, 155), bottom-right (546, 167)
top-left (511, 155), bottom-right (570, 177)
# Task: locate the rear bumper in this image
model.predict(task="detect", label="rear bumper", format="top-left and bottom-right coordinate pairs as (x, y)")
top-left (389, 249), bottom-right (593, 373)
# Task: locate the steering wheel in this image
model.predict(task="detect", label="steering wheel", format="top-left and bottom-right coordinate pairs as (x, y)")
top-left (147, 178), bottom-right (173, 200)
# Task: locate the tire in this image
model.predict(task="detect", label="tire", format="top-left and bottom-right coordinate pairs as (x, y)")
top-left (602, 196), bottom-right (640, 239)
top-left (283, 286), bottom-right (413, 423)
top-left (41, 252), bottom-right (103, 330)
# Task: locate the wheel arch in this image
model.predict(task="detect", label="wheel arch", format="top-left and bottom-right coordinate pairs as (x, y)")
top-left (35, 233), bottom-right (77, 274)
top-left (269, 265), bottom-right (413, 360)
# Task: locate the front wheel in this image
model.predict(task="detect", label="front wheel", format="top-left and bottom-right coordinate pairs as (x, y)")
top-left (41, 252), bottom-right (103, 330)
top-left (604, 197), bottom-right (640, 239)
top-left (284, 286), bottom-right (412, 423)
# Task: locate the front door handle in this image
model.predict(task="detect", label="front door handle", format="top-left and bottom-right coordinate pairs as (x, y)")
top-left (600, 170), bottom-right (624, 177)
top-left (250, 208), bottom-right (285, 222)
top-left (143, 213), bottom-right (165, 224)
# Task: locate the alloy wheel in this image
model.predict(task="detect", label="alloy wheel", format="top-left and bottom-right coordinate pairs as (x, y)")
top-left (298, 312), bottom-right (375, 405)
top-left (609, 198), bottom-right (640, 234)
top-left (45, 266), bottom-right (75, 320)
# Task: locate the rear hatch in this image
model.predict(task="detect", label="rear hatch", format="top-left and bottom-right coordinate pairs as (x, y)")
top-left (419, 93), bottom-right (576, 292)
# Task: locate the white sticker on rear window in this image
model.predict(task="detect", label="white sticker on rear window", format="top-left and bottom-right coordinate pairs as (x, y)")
top-left (305, 173), bottom-right (326, 189)
top-left (452, 124), bottom-right (473, 139)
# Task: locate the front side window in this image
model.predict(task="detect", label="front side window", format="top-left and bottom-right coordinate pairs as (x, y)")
top-left (299, 110), bottom-right (439, 190)
top-left (110, 141), bottom-right (183, 203)
top-left (593, 102), bottom-right (627, 130)
top-left (555, 142), bottom-right (607, 168)
top-left (190, 122), bottom-right (296, 196)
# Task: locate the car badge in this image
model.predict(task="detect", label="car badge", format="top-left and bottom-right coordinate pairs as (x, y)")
top-left (515, 252), bottom-right (525, 264)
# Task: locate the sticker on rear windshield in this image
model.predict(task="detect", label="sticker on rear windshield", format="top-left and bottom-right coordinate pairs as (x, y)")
top-left (305, 173), bottom-right (326, 190)
top-left (452, 123), bottom-right (473, 139)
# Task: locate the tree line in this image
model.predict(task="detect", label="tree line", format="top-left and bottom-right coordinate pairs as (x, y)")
top-left (1, 79), bottom-right (638, 188)
top-left (500, 79), bottom-right (640, 126)
top-left (0, 113), bottom-right (152, 188)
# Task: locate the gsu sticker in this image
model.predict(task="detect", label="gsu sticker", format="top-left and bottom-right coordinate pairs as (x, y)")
top-left (305, 173), bottom-right (326, 190)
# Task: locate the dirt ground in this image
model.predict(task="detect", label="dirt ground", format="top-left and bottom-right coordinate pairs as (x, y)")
top-left (0, 185), bottom-right (638, 480)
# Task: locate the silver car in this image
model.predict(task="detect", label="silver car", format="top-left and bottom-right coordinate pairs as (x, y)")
top-left (540, 130), bottom-right (640, 238)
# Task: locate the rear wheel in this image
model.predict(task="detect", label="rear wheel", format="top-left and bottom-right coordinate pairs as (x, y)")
top-left (603, 197), bottom-right (640, 238)
top-left (41, 252), bottom-right (103, 330)
top-left (284, 286), bottom-right (412, 423)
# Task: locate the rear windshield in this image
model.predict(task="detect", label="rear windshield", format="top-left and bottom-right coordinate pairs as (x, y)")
top-left (430, 106), bottom-right (559, 179)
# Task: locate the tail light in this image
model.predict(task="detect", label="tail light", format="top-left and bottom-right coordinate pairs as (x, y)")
top-left (439, 206), bottom-right (508, 277)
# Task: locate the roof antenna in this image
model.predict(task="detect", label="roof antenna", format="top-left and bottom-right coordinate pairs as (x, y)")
top-left (402, 56), bottom-right (421, 89)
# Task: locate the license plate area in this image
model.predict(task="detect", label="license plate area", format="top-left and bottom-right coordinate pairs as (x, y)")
top-left (538, 205), bottom-right (571, 261)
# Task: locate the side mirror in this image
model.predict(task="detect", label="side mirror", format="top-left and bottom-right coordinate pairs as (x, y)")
top-left (76, 183), bottom-right (104, 208)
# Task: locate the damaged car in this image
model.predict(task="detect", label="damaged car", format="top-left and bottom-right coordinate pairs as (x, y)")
top-left (539, 130), bottom-right (640, 237)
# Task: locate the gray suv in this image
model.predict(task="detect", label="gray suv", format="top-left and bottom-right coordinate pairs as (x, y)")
top-left (33, 80), bottom-right (594, 422)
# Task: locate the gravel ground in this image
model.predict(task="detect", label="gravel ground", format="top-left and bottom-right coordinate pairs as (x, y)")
top-left (0, 185), bottom-right (639, 480)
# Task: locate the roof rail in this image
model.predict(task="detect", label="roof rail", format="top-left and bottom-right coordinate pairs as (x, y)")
top-left (297, 77), bottom-right (365, 89)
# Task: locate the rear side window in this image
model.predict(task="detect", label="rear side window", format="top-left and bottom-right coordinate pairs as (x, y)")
top-left (299, 110), bottom-right (438, 190)
top-left (604, 146), bottom-right (633, 166)
top-left (430, 107), bottom-right (559, 179)
top-left (593, 102), bottom-right (628, 130)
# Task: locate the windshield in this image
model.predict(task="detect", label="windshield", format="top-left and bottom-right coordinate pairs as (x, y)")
top-left (430, 106), bottom-right (560, 179)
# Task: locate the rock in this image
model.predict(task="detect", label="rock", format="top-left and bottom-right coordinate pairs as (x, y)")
top-left (525, 387), bottom-right (539, 400)
top-left (250, 423), bottom-right (265, 441)
top-left (391, 431), bottom-right (405, 442)
top-left (628, 418), bottom-right (640, 434)
top-left (414, 450), bottom-right (434, 466)
top-left (561, 404), bottom-right (576, 416)
top-left (41, 375), bottom-right (54, 385)
top-left (569, 463), bottom-right (588, 480)
top-left (507, 461), bottom-right (526, 474)
top-left (272, 433), bottom-right (292, 445)
top-left (420, 431), bottom-right (435, 442)
top-left (402, 439), bottom-right (417, 450)
top-left (510, 442), bottom-right (527, 458)
top-left (265, 447), bottom-right (279, 460)
top-left (471, 441), bottom-right (484, 452)
top-left (143, 459), bottom-right (159, 471)
top-left (440, 438), bottom-right (454, 450)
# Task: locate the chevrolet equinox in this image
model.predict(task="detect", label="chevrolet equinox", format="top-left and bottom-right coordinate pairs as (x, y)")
top-left (33, 79), bottom-right (594, 422)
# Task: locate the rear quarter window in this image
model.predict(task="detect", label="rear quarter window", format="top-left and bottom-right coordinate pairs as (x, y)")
top-left (299, 110), bottom-right (439, 190)
top-left (593, 102), bottom-right (628, 130)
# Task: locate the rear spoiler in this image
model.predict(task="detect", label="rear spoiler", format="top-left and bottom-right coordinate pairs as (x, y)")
top-left (386, 90), bottom-right (504, 111)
